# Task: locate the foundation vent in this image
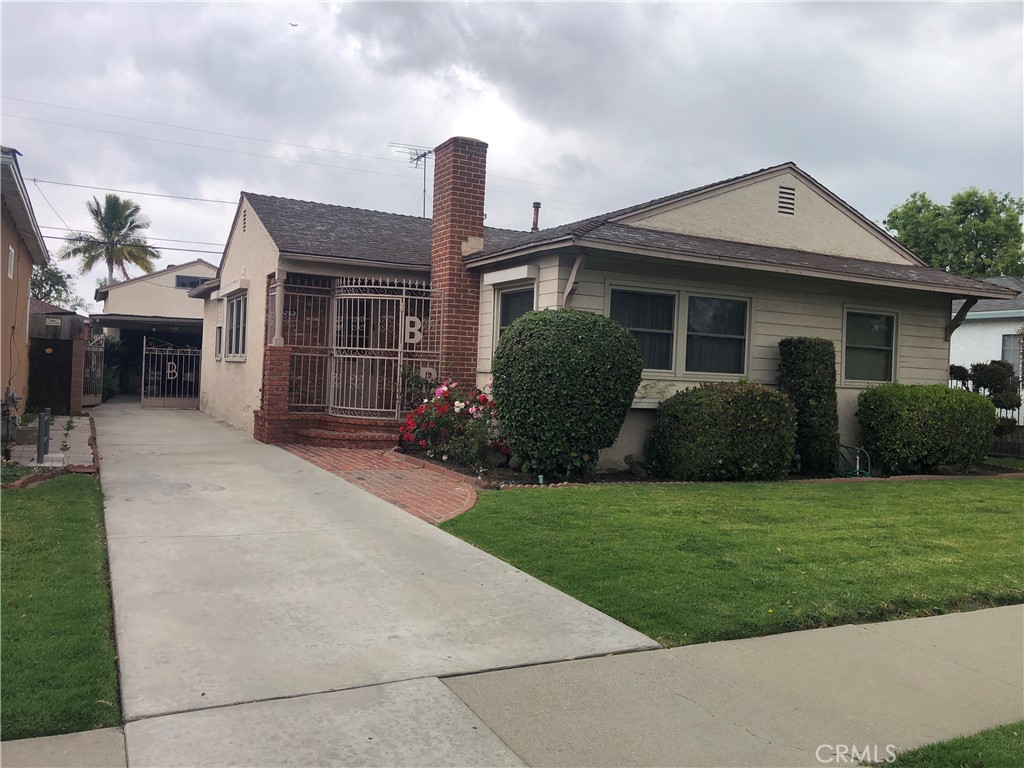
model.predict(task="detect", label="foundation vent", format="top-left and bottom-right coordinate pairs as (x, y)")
top-left (778, 185), bottom-right (796, 215)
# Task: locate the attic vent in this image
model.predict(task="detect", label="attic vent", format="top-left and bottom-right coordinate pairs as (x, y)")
top-left (242, 209), bottom-right (247, 232)
top-left (778, 186), bottom-right (796, 215)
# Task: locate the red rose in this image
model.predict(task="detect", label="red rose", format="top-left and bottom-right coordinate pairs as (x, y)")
top-left (419, 439), bottom-right (426, 447)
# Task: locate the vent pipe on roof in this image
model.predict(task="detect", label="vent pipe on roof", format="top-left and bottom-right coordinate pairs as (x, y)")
top-left (531, 201), bottom-right (541, 232)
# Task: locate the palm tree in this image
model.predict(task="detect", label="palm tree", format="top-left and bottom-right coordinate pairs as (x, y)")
top-left (59, 194), bottom-right (160, 283)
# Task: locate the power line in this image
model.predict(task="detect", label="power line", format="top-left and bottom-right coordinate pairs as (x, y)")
top-left (38, 225), bottom-right (224, 247)
top-left (41, 233), bottom-right (222, 255)
top-left (31, 178), bottom-right (236, 205)
top-left (30, 180), bottom-right (73, 230)
top-left (5, 96), bottom-right (629, 201)
top-left (5, 114), bottom-right (422, 181)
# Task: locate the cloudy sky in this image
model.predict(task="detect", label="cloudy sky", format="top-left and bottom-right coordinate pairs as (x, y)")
top-left (2, 1), bottom-right (1021, 310)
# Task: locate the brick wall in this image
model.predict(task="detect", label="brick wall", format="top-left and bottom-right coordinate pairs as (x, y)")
top-left (431, 136), bottom-right (487, 385)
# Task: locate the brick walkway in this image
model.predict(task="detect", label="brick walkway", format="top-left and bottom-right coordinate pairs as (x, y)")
top-left (283, 446), bottom-right (477, 524)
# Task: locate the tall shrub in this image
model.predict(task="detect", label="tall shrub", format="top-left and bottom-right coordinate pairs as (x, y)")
top-left (857, 384), bottom-right (996, 474)
top-left (777, 337), bottom-right (840, 475)
top-left (645, 382), bottom-right (797, 481)
top-left (492, 308), bottom-right (643, 478)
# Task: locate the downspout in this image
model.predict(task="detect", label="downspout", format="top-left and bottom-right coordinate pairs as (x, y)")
top-left (945, 297), bottom-right (977, 341)
top-left (272, 268), bottom-right (286, 346)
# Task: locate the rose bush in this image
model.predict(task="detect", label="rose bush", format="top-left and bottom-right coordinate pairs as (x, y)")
top-left (399, 380), bottom-right (506, 467)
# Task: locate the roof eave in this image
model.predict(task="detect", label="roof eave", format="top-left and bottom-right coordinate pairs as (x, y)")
top-left (1, 152), bottom-right (49, 265)
top-left (279, 252), bottom-right (430, 273)
top-left (465, 236), bottom-right (577, 268)
top-left (572, 236), bottom-right (1018, 299)
top-left (188, 278), bottom-right (221, 299)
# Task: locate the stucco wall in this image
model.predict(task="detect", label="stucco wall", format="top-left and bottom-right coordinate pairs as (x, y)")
top-left (199, 203), bottom-right (279, 434)
top-left (949, 317), bottom-right (1022, 372)
top-left (477, 253), bottom-right (950, 468)
top-left (626, 171), bottom-right (912, 265)
top-left (103, 261), bottom-right (217, 317)
top-left (1, 203), bottom-right (36, 405)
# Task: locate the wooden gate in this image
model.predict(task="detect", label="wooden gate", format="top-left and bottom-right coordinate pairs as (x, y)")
top-left (141, 337), bottom-right (201, 409)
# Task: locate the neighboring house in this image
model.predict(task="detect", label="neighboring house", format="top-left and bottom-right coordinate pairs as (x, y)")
top-left (950, 276), bottom-right (1023, 379)
top-left (192, 137), bottom-right (1015, 464)
top-left (92, 259), bottom-right (216, 402)
top-left (1, 146), bottom-right (49, 410)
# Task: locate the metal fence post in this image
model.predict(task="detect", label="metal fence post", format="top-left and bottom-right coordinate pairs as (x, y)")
top-left (36, 408), bottom-right (51, 464)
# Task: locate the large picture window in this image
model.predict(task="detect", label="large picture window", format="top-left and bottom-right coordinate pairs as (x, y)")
top-left (845, 311), bottom-right (894, 381)
top-left (685, 296), bottom-right (748, 374)
top-left (225, 292), bottom-right (247, 359)
top-left (610, 289), bottom-right (675, 370)
top-left (1001, 333), bottom-right (1021, 379)
top-left (497, 287), bottom-right (534, 337)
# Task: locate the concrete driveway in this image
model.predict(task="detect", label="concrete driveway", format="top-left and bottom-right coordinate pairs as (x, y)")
top-left (95, 401), bottom-right (656, 763)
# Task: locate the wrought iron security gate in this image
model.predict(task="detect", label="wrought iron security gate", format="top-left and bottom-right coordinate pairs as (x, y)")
top-left (141, 337), bottom-right (201, 409)
top-left (329, 278), bottom-right (441, 418)
top-left (82, 336), bottom-right (105, 407)
top-left (281, 276), bottom-right (441, 419)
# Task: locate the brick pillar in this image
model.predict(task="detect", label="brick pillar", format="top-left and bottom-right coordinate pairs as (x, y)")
top-left (254, 345), bottom-right (292, 443)
top-left (431, 136), bottom-right (487, 385)
top-left (70, 335), bottom-right (85, 416)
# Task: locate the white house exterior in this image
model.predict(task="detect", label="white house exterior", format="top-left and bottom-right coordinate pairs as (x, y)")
top-left (950, 276), bottom-right (1023, 379)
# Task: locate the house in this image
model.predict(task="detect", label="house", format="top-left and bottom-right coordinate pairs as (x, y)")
top-left (192, 136), bottom-right (1016, 464)
top-left (950, 276), bottom-right (1023, 379)
top-left (1, 147), bottom-right (49, 411)
top-left (91, 259), bottom-right (216, 403)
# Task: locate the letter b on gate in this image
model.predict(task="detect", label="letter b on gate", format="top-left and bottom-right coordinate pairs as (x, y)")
top-left (166, 361), bottom-right (178, 380)
top-left (405, 315), bottom-right (422, 345)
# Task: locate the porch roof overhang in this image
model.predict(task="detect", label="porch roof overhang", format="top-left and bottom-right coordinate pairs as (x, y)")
top-left (90, 314), bottom-right (203, 332)
top-left (467, 226), bottom-right (1018, 301)
top-left (188, 278), bottom-right (220, 299)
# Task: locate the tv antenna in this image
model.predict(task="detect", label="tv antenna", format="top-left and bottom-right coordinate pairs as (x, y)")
top-left (389, 142), bottom-right (433, 218)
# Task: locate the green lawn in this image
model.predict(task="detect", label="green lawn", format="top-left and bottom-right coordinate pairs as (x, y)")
top-left (442, 478), bottom-right (1023, 647)
top-left (888, 720), bottom-right (1023, 767)
top-left (986, 456), bottom-right (1024, 471)
top-left (1, 475), bottom-right (121, 740)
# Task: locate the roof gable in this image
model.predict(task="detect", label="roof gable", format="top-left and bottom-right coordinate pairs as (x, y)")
top-left (617, 164), bottom-right (922, 266)
top-left (94, 259), bottom-right (217, 300)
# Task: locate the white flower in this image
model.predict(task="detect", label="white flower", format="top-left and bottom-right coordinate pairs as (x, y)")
top-left (454, 401), bottom-right (465, 412)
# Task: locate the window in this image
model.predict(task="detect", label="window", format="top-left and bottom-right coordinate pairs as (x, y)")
top-left (225, 293), bottom-right (247, 359)
top-left (845, 312), bottom-right (894, 381)
top-left (1002, 333), bottom-right (1022, 379)
top-left (685, 296), bottom-right (748, 374)
top-left (176, 275), bottom-right (210, 290)
top-left (497, 287), bottom-right (534, 337)
top-left (7, 245), bottom-right (13, 279)
top-left (214, 326), bottom-right (223, 360)
top-left (610, 289), bottom-right (675, 370)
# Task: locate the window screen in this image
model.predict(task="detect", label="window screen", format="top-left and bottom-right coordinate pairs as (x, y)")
top-left (845, 312), bottom-right (894, 381)
top-left (498, 288), bottom-right (534, 336)
top-left (610, 290), bottom-right (675, 370)
top-left (685, 296), bottom-right (747, 374)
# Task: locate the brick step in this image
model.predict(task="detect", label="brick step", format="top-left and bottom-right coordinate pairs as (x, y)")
top-left (311, 421), bottom-right (402, 436)
top-left (294, 428), bottom-right (397, 449)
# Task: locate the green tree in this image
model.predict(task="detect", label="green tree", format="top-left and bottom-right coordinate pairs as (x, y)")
top-left (58, 194), bottom-right (160, 282)
top-left (30, 264), bottom-right (88, 311)
top-left (884, 188), bottom-right (1024, 277)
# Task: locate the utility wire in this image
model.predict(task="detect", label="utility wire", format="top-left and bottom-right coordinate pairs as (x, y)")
top-left (5, 96), bottom-right (630, 201)
top-left (31, 179), bottom-right (236, 205)
top-left (38, 225), bottom-right (225, 247)
top-left (6, 114), bottom-right (422, 180)
top-left (30, 180), bottom-right (73, 230)
top-left (41, 233), bottom-right (222, 255)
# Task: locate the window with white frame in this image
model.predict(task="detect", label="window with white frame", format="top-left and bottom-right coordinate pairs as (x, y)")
top-left (610, 289), bottom-right (675, 371)
top-left (685, 295), bottom-right (748, 374)
top-left (845, 311), bottom-right (894, 381)
top-left (225, 292), bottom-right (247, 359)
top-left (1002, 333), bottom-right (1022, 379)
top-left (214, 299), bottom-right (224, 360)
top-left (497, 286), bottom-right (535, 337)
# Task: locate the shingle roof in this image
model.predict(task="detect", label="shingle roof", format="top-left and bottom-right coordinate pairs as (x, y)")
top-left (30, 297), bottom-right (76, 314)
top-left (578, 223), bottom-right (1012, 297)
top-left (243, 193), bottom-right (525, 267)
top-left (953, 276), bottom-right (1024, 314)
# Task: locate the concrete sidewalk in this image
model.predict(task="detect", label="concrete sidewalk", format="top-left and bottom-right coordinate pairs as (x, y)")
top-left (447, 604), bottom-right (1024, 767)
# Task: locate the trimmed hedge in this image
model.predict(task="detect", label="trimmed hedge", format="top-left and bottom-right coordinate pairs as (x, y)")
top-left (777, 337), bottom-right (840, 475)
top-left (857, 384), bottom-right (996, 474)
top-left (492, 308), bottom-right (643, 478)
top-left (645, 382), bottom-right (797, 481)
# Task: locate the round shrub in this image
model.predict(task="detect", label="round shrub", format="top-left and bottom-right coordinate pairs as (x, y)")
top-left (856, 384), bottom-right (997, 474)
top-left (645, 382), bottom-right (797, 481)
top-left (491, 308), bottom-right (643, 478)
top-left (777, 337), bottom-right (840, 475)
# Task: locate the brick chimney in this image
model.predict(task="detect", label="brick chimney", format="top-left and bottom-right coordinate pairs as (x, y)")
top-left (430, 136), bottom-right (487, 386)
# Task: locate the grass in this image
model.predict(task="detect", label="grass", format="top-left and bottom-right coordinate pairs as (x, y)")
top-left (442, 478), bottom-right (1023, 647)
top-left (985, 456), bottom-right (1024, 470)
top-left (1, 475), bottom-right (121, 740)
top-left (886, 720), bottom-right (1023, 767)
top-left (0, 462), bottom-right (47, 485)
